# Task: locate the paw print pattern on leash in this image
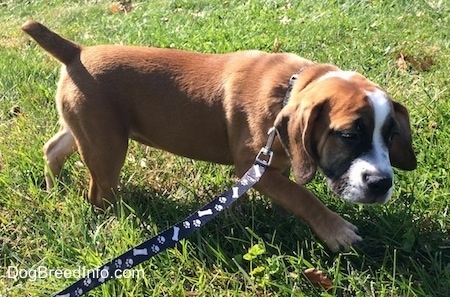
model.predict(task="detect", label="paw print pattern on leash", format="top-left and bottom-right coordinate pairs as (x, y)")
top-left (157, 236), bottom-right (165, 244)
top-left (74, 288), bottom-right (83, 297)
top-left (151, 244), bottom-right (160, 253)
top-left (114, 259), bottom-right (122, 269)
top-left (83, 277), bottom-right (92, 287)
top-left (125, 258), bottom-right (133, 268)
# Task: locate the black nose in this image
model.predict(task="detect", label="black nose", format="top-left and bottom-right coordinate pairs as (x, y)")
top-left (363, 174), bottom-right (392, 196)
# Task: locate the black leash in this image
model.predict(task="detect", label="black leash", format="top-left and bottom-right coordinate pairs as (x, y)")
top-left (54, 143), bottom-right (274, 297)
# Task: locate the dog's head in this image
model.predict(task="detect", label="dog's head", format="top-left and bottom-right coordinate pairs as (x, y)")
top-left (275, 68), bottom-right (416, 204)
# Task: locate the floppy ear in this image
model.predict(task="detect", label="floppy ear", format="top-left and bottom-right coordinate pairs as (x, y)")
top-left (390, 101), bottom-right (417, 170)
top-left (274, 102), bottom-right (322, 184)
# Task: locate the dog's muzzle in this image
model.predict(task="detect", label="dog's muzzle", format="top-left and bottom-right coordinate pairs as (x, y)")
top-left (327, 168), bottom-right (394, 204)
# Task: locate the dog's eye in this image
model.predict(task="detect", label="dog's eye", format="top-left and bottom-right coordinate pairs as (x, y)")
top-left (385, 120), bottom-right (398, 146)
top-left (339, 131), bottom-right (360, 142)
top-left (337, 120), bottom-right (365, 142)
top-left (387, 131), bottom-right (399, 146)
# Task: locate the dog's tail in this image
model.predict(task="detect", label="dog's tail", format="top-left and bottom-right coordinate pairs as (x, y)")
top-left (21, 21), bottom-right (81, 65)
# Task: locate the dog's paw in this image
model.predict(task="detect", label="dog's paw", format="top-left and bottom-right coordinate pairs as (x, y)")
top-left (314, 212), bottom-right (362, 252)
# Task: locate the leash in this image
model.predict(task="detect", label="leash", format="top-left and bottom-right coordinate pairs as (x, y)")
top-left (53, 132), bottom-right (276, 297)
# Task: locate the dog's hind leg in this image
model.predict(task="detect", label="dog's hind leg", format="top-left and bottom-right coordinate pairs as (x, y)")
top-left (74, 121), bottom-right (129, 209)
top-left (43, 124), bottom-right (77, 190)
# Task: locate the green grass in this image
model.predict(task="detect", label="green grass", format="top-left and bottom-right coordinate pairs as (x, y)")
top-left (1, 0), bottom-right (449, 296)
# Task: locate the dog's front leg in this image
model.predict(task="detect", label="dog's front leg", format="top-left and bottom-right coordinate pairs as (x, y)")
top-left (253, 167), bottom-right (362, 252)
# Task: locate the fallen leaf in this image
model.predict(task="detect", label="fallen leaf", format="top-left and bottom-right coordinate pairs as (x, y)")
top-left (396, 52), bottom-right (408, 71)
top-left (110, 0), bottom-right (133, 14)
top-left (110, 3), bottom-right (119, 13)
top-left (303, 268), bottom-right (333, 290)
top-left (429, 121), bottom-right (438, 129)
top-left (405, 54), bottom-right (434, 71)
top-left (395, 51), bottom-right (435, 72)
top-left (9, 105), bottom-right (21, 118)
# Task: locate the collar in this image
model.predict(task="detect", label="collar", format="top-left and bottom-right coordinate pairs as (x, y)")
top-left (263, 66), bottom-right (313, 159)
top-left (282, 67), bottom-right (308, 108)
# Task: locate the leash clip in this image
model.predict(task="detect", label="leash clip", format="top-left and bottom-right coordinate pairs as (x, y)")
top-left (256, 127), bottom-right (276, 166)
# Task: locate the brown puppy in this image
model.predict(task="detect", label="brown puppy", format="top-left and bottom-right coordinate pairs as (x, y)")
top-left (22, 21), bottom-right (416, 252)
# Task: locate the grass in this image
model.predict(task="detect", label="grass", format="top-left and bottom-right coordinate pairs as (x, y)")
top-left (0, 0), bottom-right (449, 296)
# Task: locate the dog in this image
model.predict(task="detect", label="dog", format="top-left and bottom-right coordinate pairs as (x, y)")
top-left (21, 21), bottom-right (416, 252)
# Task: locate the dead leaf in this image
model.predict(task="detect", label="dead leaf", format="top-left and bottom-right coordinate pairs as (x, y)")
top-left (110, 0), bottom-right (133, 14)
top-left (395, 51), bottom-right (435, 72)
top-left (9, 105), bottom-right (21, 118)
top-left (110, 3), bottom-right (118, 13)
top-left (396, 52), bottom-right (408, 71)
top-left (303, 268), bottom-right (333, 290)
top-left (405, 54), bottom-right (434, 71)
top-left (429, 121), bottom-right (438, 129)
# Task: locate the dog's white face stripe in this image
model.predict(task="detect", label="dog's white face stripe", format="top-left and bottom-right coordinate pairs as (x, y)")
top-left (342, 89), bottom-right (394, 203)
top-left (318, 70), bottom-right (356, 82)
top-left (367, 89), bottom-right (392, 173)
